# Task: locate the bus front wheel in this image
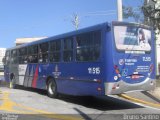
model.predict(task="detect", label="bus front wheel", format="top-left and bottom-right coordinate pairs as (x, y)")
top-left (10, 74), bottom-right (16, 89)
top-left (47, 78), bottom-right (58, 98)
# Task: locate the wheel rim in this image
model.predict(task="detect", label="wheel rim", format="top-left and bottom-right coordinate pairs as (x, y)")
top-left (48, 81), bottom-right (56, 95)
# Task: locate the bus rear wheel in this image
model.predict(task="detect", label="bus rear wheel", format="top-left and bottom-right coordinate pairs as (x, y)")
top-left (47, 78), bottom-right (58, 98)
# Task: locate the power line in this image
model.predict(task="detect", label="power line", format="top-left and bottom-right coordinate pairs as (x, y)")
top-left (66, 7), bottom-right (141, 30)
top-left (86, 10), bottom-right (116, 14)
top-left (83, 7), bottom-right (140, 17)
top-left (84, 12), bottom-right (116, 17)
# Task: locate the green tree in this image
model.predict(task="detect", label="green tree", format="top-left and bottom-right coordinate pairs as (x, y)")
top-left (123, 6), bottom-right (144, 23)
top-left (123, 0), bottom-right (160, 33)
top-left (142, 0), bottom-right (160, 32)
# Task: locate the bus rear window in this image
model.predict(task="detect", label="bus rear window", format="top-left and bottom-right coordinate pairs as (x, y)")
top-left (113, 26), bottom-right (151, 51)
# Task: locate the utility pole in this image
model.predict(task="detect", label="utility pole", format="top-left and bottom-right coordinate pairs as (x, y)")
top-left (117, 0), bottom-right (123, 21)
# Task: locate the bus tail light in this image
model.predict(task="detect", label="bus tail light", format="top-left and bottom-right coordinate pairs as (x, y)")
top-left (114, 65), bottom-right (120, 74)
top-left (112, 84), bottom-right (120, 90)
top-left (149, 64), bottom-right (154, 73)
top-left (114, 65), bottom-right (121, 78)
top-left (93, 79), bottom-right (101, 83)
top-left (97, 87), bottom-right (102, 91)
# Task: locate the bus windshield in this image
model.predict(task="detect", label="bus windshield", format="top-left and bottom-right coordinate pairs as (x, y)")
top-left (114, 25), bottom-right (151, 51)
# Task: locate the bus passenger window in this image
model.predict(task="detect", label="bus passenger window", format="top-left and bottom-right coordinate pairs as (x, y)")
top-left (39, 54), bottom-right (43, 63)
top-left (24, 56), bottom-right (28, 64)
top-left (28, 45), bottom-right (38, 63)
top-left (28, 55), bottom-right (33, 63)
top-left (49, 40), bottom-right (61, 62)
top-left (63, 38), bottom-right (73, 62)
top-left (63, 51), bottom-right (73, 61)
top-left (39, 42), bottom-right (49, 63)
top-left (49, 53), bottom-right (60, 62)
top-left (39, 53), bottom-right (48, 63)
top-left (18, 47), bottom-right (28, 64)
top-left (76, 31), bottom-right (101, 62)
top-left (11, 50), bottom-right (18, 64)
top-left (33, 55), bottom-right (38, 63)
top-left (5, 51), bottom-right (10, 65)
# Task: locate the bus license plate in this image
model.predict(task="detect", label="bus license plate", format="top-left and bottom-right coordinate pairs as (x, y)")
top-left (131, 75), bottom-right (139, 79)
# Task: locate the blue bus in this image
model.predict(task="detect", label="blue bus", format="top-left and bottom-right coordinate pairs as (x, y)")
top-left (4, 21), bottom-right (156, 98)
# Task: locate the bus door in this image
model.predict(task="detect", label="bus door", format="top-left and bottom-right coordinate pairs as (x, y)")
top-left (23, 46), bottom-right (39, 88)
top-left (4, 51), bottom-right (10, 82)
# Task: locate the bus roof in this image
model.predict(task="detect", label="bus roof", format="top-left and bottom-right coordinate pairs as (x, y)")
top-left (7, 22), bottom-right (109, 51)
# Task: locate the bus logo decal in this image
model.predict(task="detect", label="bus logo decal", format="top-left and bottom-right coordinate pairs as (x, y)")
top-left (122, 69), bottom-right (128, 76)
top-left (119, 59), bottom-right (124, 65)
top-left (53, 65), bottom-right (61, 78)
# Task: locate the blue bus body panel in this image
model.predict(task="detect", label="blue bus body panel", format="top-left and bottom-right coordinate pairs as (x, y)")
top-left (4, 21), bottom-right (156, 96)
top-left (18, 62), bottom-right (105, 96)
top-left (56, 63), bottom-right (104, 95)
top-left (4, 22), bottom-right (108, 96)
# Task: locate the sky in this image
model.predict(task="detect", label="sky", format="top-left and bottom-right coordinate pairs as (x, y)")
top-left (0, 0), bottom-right (143, 48)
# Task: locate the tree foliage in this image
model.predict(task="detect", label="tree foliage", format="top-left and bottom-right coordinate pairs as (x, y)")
top-left (123, 0), bottom-right (160, 33)
top-left (142, 0), bottom-right (160, 32)
top-left (123, 6), bottom-right (144, 23)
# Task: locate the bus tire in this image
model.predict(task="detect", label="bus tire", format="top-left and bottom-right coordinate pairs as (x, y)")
top-left (47, 78), bottom-right (58, 98)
